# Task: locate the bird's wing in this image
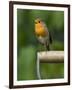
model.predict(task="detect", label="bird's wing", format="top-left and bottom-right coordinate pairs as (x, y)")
top-left (49, 31), bottom-right (52, 44)
top-left (42, 22), bottom-right (52, 44)
top-left (42, 22), bottom-right (49, 34)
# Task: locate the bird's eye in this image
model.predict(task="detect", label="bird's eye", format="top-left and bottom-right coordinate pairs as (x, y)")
top-left (38, 21), bottom-right (40, 23)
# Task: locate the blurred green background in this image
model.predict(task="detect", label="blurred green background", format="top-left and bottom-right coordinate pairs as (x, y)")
top-left (17, 9), bottom-right (64, 80)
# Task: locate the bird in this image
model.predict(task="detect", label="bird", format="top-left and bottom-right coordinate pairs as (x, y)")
top-left (35, 18), bottom-right (52, 51)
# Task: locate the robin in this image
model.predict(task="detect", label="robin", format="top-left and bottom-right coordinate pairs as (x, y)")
top-left (35, 18), bottom-right (52, 50)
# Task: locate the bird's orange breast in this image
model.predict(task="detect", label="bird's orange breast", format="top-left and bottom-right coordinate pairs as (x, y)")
top-left (35, 23), bottom-right (47, 36)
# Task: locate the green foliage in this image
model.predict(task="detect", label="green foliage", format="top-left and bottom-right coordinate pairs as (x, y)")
top-left (40, 63), bottom-right (64, 79)
top-left (17, 9), bottom-right (64, 80)
top-left (17, 46), bottom-right (37, 80)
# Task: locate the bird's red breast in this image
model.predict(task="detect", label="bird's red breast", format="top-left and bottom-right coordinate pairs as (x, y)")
top-left (35, 20), bottom-right (48, 37)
